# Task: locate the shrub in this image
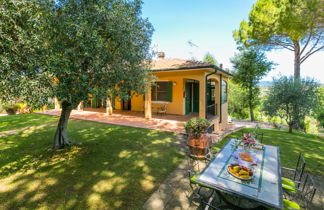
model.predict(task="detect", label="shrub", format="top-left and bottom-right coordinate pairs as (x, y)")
top-left (184, 118), bottom-right (210, 138)
top-left (316, 111), bottom-right (324, 128)
top-left (47, 101), bottom-right (55, 110)
top-left (269, 117), bottom-right (284, 130)
top-left (304, 116), bottom-right (319, 134)
top-left (16, 103), bottom-right (28, 110)
top-left (263, 76), bottom-right (320, 133)
top-left (314, 87), bottom-right (324, 127)
top-left (3, 104), bottom-right (19, 115)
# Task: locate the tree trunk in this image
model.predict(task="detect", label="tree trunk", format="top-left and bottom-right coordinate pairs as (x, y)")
top-left (293, 41), bottom-right (301, 80)
top-left (52, 101), bottom-right (75, 149)
top-left (249, 102), bottom-right (255, 122)
top-left (249, 86), bottom-right (255, 122)
top-left (288, 125), bottom-right (293, 133)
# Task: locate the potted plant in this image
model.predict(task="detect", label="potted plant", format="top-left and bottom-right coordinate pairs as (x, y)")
top-left (184, 118), bottom-right (211, 158)
top-left (3, 104), bottom-right (19, 115)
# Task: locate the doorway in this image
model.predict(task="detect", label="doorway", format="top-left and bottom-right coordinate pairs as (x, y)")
top-left (185, 80), bottom-right (199, 114)
top-left (122, 99), bottom-right (131, 110)
top-left (122, 93), bottom-right (131, 111)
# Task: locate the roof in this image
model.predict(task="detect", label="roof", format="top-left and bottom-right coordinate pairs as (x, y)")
top-left (151, 58), bottom-right (233, 77)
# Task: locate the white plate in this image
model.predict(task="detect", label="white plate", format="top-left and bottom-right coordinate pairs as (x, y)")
top-left (227, 165), bottom-right (254, 181)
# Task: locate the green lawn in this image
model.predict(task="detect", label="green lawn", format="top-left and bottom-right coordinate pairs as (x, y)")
top-left (0, 114), bottom-right (183, 210)
top-left (0, 113), bottom-right (58, 132)
top-left (213, 128), bottom-right (324, 176)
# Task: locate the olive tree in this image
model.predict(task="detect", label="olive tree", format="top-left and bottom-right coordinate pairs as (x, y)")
top-left (0, 0), bottom-right (54, 107)
top-left (263, 76), bottom-right (320, 133)
top-left (0, 0), bottom-right (153, 149)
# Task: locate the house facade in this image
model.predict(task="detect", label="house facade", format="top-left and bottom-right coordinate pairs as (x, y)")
top-left (72, 58), bottom-right (232, 132)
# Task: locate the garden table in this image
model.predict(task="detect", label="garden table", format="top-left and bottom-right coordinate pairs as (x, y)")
top-left (196, 139), bottom-right (283, 209)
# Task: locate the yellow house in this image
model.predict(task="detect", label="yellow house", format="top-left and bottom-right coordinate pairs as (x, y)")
top-left (79, 57), bottom-right (232, 132)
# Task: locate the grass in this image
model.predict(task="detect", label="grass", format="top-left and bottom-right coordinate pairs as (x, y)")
top-left (0, 113), bottom-right (184, 209)
top-left (212, 128), bottom-right (324, 176)
top-left (0, 113), bottom-right (58, 132)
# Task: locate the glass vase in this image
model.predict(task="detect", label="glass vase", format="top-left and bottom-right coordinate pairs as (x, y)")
top-left (243, 145), bottom-right (251, 153)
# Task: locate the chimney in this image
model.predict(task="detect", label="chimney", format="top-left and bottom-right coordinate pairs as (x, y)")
top-left (220, 63), bottom-right (223, 69)
top-left (157, 52), bottom-right (165, 59)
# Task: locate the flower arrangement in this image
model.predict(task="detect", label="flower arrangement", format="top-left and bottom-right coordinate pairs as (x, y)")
top-left (241, 133), bottom-right (257, 147)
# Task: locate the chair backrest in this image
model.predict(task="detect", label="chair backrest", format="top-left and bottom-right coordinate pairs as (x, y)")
top-left (293, 152), bottom-right (306, 184)
top-left (161, 104), bottom-right (167, 111)
top-left (254, 133), bottom-right (264, 143)
top-left (300, 174), bottom-right (317, 209)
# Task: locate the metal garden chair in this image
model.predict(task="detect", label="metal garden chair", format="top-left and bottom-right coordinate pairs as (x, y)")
top-left (281, 152), bottom-right (306, 196)
top-left (283, 174), bottom-right (317, 210)
top-left (254, 132), bottom-right (264, 144)
top-left (157, 104), bottom-right (167, 116)
top-left (186, 146), bottom-right (216, 208)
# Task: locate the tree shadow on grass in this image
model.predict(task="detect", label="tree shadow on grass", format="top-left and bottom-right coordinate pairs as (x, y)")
top-left (0, 119), bottom-right (184, 209)
top-left (0, 113), bottom-right (58, 133)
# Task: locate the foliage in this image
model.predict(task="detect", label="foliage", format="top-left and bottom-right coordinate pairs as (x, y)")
top-left (231, 49), bottom-right (274, 121)
top-left (47, 0), bottom-right (153, 107)
top-left (0, 102), bottom-right (3, 113)
top-left (313, 87), bottom-right (324, 127)
top-left (184, 118), bottom-right (210, 138)
top-left (269, 116), bottom-right (285, 130)
top-left (0, 0), bottom-right (154, 148)
top-left (228, 79), bottom-right (249, 119)
top-left (0, 114), bottom-right (183, 209)
top-left (203, 52), bottom-right (218, 65)
top-left (304, 116), bottom-right (319, 134)
top-left (263, 76), bottom-right (320, 133)
top-left (2, 104), bottom-right (19, 115)
top-left (234, 0), bottom-right (324, 79)
top-left (212, 128), bottom-right (324, 176)
top-left (0, 0), bottom-right (54, 107)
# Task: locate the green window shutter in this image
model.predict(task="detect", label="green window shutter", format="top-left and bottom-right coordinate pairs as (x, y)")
top-left (166, 82), bottom-right (173, 102)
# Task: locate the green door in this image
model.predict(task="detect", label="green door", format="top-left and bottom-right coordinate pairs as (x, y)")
top-left (193, 83), bottom-right (199, 112)
top-left (185, 83), bottom-right (191, 114)
top-left (91, 94), bottom-right (97, 108)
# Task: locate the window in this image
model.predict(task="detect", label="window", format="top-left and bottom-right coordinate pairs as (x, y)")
top-left (221, 80), bottom-right (227, 104)
top-left (207, 80), bottom-right (216, 116)
top-left (207, 80), bottom-right (215, 106)
top-left (151, 81), bottom-right (172, 102)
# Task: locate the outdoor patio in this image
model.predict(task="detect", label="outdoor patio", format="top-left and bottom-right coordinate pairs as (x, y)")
top-left (38, 109), bottom-right (200, 133)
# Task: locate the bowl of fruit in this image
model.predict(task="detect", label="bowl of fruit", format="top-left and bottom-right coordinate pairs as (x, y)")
top-left (227, 163), bottom-right (254, 181)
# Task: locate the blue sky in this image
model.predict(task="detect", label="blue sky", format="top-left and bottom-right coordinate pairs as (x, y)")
top-left (142, 0), bottom-right (324, 82)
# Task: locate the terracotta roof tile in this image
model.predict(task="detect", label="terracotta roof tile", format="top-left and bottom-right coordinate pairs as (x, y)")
top-left (151, 58), bottom-right (213, 70)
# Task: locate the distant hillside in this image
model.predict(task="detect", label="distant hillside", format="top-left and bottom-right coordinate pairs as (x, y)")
top-left (258, 81), bottom-right (273, 87)
top-left (258, 81), bottom-right (323, 88)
